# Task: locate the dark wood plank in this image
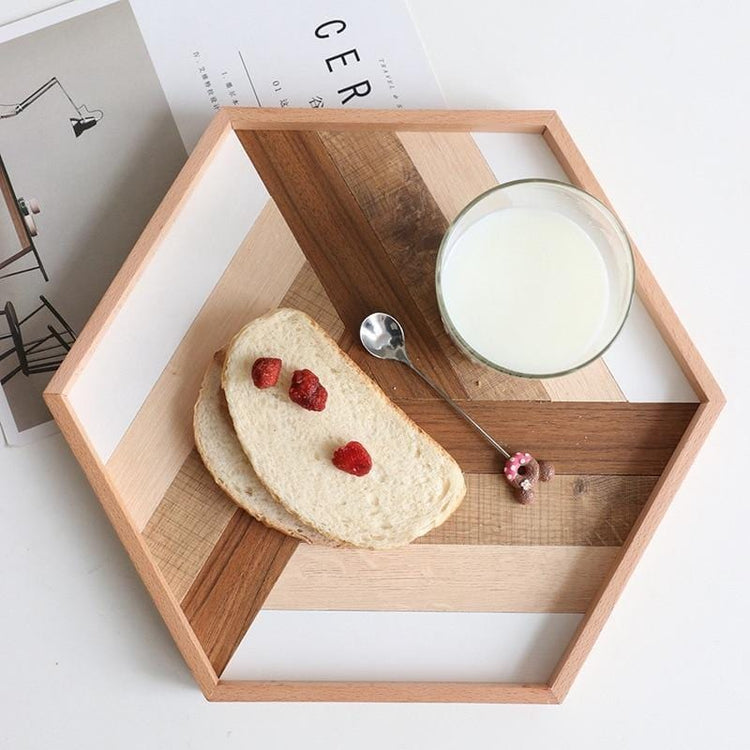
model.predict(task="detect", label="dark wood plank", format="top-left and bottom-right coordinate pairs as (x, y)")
top-left (181, 509), bottom-right (298, 675)
top-left (279, 261), bottom-right (345, 341)
top-left (237, 128), bottom-right (467, 400)
top-left (394, 400), bottom-right (698, 475)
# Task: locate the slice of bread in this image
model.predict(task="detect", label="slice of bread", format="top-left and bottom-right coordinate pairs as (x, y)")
top-left (194, 352), bottom-right (331, 545)
top-left (222, 308), bottom-right (466, 549)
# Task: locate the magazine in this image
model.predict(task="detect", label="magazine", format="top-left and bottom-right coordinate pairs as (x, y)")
top-left (0, 0), bottom-right (442, 445)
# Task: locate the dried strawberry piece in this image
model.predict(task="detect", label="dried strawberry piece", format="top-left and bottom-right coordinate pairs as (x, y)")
top-left (332, 441), bottom-right (372, 476)
top-left (251, 357), bottom-right (282, 388)
top-left (305, 384), bottom-right (328, 411)
top-left (289, 368), bottom-right (328, 411)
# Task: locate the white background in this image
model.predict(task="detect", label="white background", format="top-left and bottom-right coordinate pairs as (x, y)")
top-left (1, 1), bottom-right (748, 747)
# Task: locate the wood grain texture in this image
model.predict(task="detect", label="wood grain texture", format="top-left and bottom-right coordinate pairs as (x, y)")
top-left (279, 261), bottom-right (344, 341)
top-left (142, 458), bottom-right (653, 608)
top-left (143, 451), bottom-right (237, 601)
top-left (227, 107), bottom-right (556, 133)
top-left (397, 131), bottom-right (498, 221)
top-left (106, 202), bottom-right (304, 530)
top-left (539, 116), bottom-right (726, 700)
top-left (395, 400), bottom-right (697, 475)
top-left (237, 128), bottom-right (467, 400)
top-left (265, 545), bottom-right (618, 613)
top-left (182, 509), bottom-right (298, 676)
top-left (542, 362), bottom-right (625, 402)
top-left (422, 474), bottom-right (657, 546)
top-left (321, 129), bottom-right (550, 403)
top-left (210, 680), bottom-right (557, 703)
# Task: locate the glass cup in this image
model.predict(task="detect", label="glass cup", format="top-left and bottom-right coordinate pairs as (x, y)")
top-left (435, 179), bottom-right (635, 379)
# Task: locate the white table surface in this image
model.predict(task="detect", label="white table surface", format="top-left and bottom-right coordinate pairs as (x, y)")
top-left (2, 1), bottom-right (748, 747)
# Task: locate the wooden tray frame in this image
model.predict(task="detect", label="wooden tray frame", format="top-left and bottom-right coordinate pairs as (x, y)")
top-left (45, 109), bottom-right (724, 703)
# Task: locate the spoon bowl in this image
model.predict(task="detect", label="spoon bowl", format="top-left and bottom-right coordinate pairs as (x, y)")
top-left (359, 312), bottom-right (410, 364)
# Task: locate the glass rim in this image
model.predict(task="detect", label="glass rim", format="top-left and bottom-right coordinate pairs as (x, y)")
top-left (435, 178), bottom-right (636, 380)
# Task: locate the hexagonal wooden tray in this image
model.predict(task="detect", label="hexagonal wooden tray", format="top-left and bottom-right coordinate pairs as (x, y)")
top-left (45, 109), bottom-right (723, 703)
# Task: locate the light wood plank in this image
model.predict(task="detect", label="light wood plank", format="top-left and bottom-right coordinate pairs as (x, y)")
top-left (280, 261), bottom-right (344, 340)
top-left (422, 474), bottom-right (657, 546)
top-left (143, 451), bottom-right (237, 601)
top-left (227, 108), bottom-right (555, 133)
top-left (549, 403), bottom-right (723, 699)
top-left (397, 131), bottom-right (498, 222)
top-left (143, 455), bottom-right (653, 605)
top-left (0, 156), bottom-right (29, 249)
top-left (265, 545), bottom-right (619, 613)
top-left (540, 115), bottom-right (726, 700)
top-left (543, 360), bottom-right (625, 402)
top-left (210, 680), bottom-right (557, 703)
top-left (143, 461), bottom-right (651, 605)
top-left (106, 202), bottom-right (305, 530)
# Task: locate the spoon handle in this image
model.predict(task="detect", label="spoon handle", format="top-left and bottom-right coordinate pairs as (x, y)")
top-left (405, 362), bottom-right (511, 460)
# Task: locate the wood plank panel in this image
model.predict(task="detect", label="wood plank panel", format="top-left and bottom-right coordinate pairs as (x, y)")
top-left (396, 400), bottom-right (697, 475)
top-left (182, 509), bottom-right (299, 675)
top-left (279, 261), bottom-right (344, 341)
top-left (322, 129), bottom-right (549, 403)
top-left (422, 474), bottom-right (657, 546)
top-left (236, 128), bottom-right (467, 400)
top-left (542, 361), bottom-right (625, 402)
top-left (397, 131), bottom-right (499, 221)
top-left (143, 451), bottom-right (237, 601)
top-left (397, 130), bottom-right (624, 403)
top-left (107, 202), bottom-right (304, 530)
top-left (265, 545), bottom-right (619, 613)
top-left (211, 680), bottom-right (557, 704)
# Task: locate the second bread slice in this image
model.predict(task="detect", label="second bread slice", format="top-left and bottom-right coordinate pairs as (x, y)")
top-left (222, 308), bottom-right (466, 549)
top-left (194, 352), bottom-right (330, 544)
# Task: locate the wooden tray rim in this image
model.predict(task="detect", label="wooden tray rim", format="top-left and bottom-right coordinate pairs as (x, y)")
top-left (44, 108), bottom-right (724, 704)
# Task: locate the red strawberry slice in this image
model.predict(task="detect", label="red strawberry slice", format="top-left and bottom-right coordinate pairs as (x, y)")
top-left (332, 441), bottom-right (372, 476)
top-left (289, 368), bottom-right (328, 411)
top-left (251, 357), bottom-right (282, 388)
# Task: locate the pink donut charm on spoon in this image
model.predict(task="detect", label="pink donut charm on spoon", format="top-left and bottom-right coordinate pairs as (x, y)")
top-left (503, 451), bottom-right (555, 505)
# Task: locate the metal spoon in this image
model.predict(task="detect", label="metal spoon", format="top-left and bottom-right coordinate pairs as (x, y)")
top-left (359, 312), bottom-right (511, 459)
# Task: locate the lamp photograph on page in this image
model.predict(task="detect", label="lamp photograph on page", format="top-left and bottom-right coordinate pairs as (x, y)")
top-left (0, 0), bottom-right (442, 445)
top-left (0, 1), bottom-right (187, 444)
